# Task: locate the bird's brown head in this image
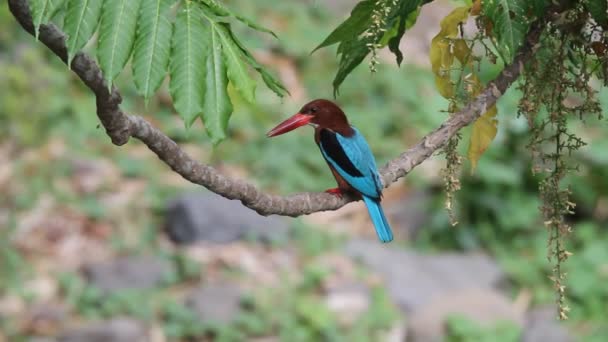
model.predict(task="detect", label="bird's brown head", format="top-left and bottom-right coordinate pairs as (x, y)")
top-left (267, 99), bottom-right (351, 137)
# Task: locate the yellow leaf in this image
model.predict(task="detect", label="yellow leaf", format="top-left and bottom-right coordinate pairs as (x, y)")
top-left (438, 6), bottom-right (470, 37)
top-left (430, 36), bottom-right (453, 97)
top-left (453, 39), bottom-right (471, 65)
top-left (434, 74), bottom-right (454, 98)
top-left (430, 34), bottom-right (451, 75)
top-left (463, 71), bottom-right (482, 97)
top-left (468, 105), bottom-right (498, 172)
top-left (429, 7), bottom-right (470, 99)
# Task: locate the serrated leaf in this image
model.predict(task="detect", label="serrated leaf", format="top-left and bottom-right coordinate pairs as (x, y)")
top-left (468, 105), bottom-right (498, 172)
top-left (64, 0), bottom-right (103, 64)
top-left (201, 24), bottom-right (233, 144)
top-left (132, 0), bottom-right (173, 99)
top-left (430, 7), bottom-right (470, 99)
top-left (482, 0), bottom-right (528, 63)
top-left (97, 0), bottom-right (141, 88)
top-left (214, 23), bottom-right (256, 103)
top-left (200, 0), bottom-right (277, 37)
top-left (30, 0), bottom-right (65, 38)
top-left (223, 29), bottom-right (288, 97)
top-left (313, 0), bottom-right (374, 52)
top-left (169, 1), bottom-right (207, 127)
top-left (585, 0), bottom-right (608, 27)
top-left (258, 68), bottom-right (289, 98)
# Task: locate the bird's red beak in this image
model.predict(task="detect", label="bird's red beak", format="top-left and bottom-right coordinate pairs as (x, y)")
top-left (266, 113), bottom-right (313, 137)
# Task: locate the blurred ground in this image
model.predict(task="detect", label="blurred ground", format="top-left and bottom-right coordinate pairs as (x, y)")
top-left (2, 0), bottom-right (608, 341)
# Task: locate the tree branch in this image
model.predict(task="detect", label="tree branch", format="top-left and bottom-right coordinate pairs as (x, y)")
top-left (8, 0), bottom-right (544, 216)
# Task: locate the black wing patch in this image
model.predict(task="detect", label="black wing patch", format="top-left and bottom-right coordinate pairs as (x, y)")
top-left (371, 172), bottom-right (383, 199)
top-left (319, 129), bottom-right (363, 177)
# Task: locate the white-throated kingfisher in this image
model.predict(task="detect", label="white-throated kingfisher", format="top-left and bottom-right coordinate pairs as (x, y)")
top-left (267, 99), bottom-right (393, 243)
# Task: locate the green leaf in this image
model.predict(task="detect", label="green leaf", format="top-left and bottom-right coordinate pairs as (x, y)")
top-left (388, 3), bottom-right (422, 65)
top-left (201, 24), bottom-right (233, 144)
top-left (332, 38), bottom-right (369, 96)
top-left (313, 0), bottom-right (374, 52)
top-left (200, 0), bottom-right (277, 37)
top-left (585, 0), bottom-right (608, 27)
top-left (195, 10), bottom-right (284, 141)
top-left (224, 28), bottom-right (288, 97)
top-left (132, 0), bottom-right (174, 100)
top-left (214, 23), bottom-right (256, 103)
top-left (169, 1), bottom-right (207, 127)
top-left (97, 0), bottom-right (141, 88)
top-left (482, 0), bottom-right (528, 63)
top-left (318, 0), bottom-right (429, 94)
top-left (30, 0), bottom-right (65, 38)
top-left (530, 0), bottom-right (550, 17)
top-left (29, 0), bottom-right (45, 35)
top-left (63, 0), bottom-right (103, 64)
top-left (257, 66), bottom-right (289, 98)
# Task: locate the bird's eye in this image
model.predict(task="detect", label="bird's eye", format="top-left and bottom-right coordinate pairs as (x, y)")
top-left (310, 107), bottom-right (318, 113)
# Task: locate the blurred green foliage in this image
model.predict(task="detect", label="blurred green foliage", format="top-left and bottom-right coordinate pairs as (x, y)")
top-left (445, 314), bottom-right (522, 342)
top-left (240, 263), bottom-right (400, 342)
top-left (43, 229), bottom-right (397, 342)
top-left (0, 31), bottom-right (93, 145)
top-left (416, 86), bottom-right (608, 338)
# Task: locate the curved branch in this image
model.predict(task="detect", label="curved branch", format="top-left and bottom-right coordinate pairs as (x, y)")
top-left (9, 0), bottom-right (544, 216)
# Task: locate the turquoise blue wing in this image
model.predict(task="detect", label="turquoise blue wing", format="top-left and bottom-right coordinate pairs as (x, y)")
top-left (318, 127), bottom-right (383, 199)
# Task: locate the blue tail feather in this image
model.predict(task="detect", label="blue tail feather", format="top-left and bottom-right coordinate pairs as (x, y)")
top-left (362, 196), bottom-right (393, 243)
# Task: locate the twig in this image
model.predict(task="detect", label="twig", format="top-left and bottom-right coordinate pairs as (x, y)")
top-left (8, 0), bottom-right (544, 216)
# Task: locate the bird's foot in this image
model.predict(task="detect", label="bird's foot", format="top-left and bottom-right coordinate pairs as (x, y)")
top-left (325, 188), bottom-right (344, 198)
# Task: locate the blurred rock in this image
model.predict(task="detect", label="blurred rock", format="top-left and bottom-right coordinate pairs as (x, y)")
top-left (344, 239), bottom-right (505, 312)
top-left (186, 283), bottom-right (243, 324)
top-left (316, 253), bottom-right (358, 289)
top-left (82, 255), bottom-right (172, 294)
top-left (59, 318), bottom-right (147, 342)
top-left (324, 282), bottom-right (370, 325)
top-left (24, 276), bottom-right (59, 302)
top-left (165, 193), bottom-right (289, 244)
top-left (0, 294), bottom-right (25, 318)
top-left (407, 289), bottom-right (524, 342)
top-left (28, 338), bottom-right (56, 342)
top-left (69, 158), bottom-right (118, 194)
top-left (25, 302), bottom-right (68, 336)
top-left (385, 320), bottom-right (408, 342)
top-left (184, 243), bottom-right (296, 287)
top-left (249, 338), bottom-right (280, 342)
top-left (522, 306), bottom-right (574, 342)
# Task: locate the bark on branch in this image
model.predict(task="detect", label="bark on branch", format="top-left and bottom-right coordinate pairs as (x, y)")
top-left (9, 0), bottom-right (544, 216)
